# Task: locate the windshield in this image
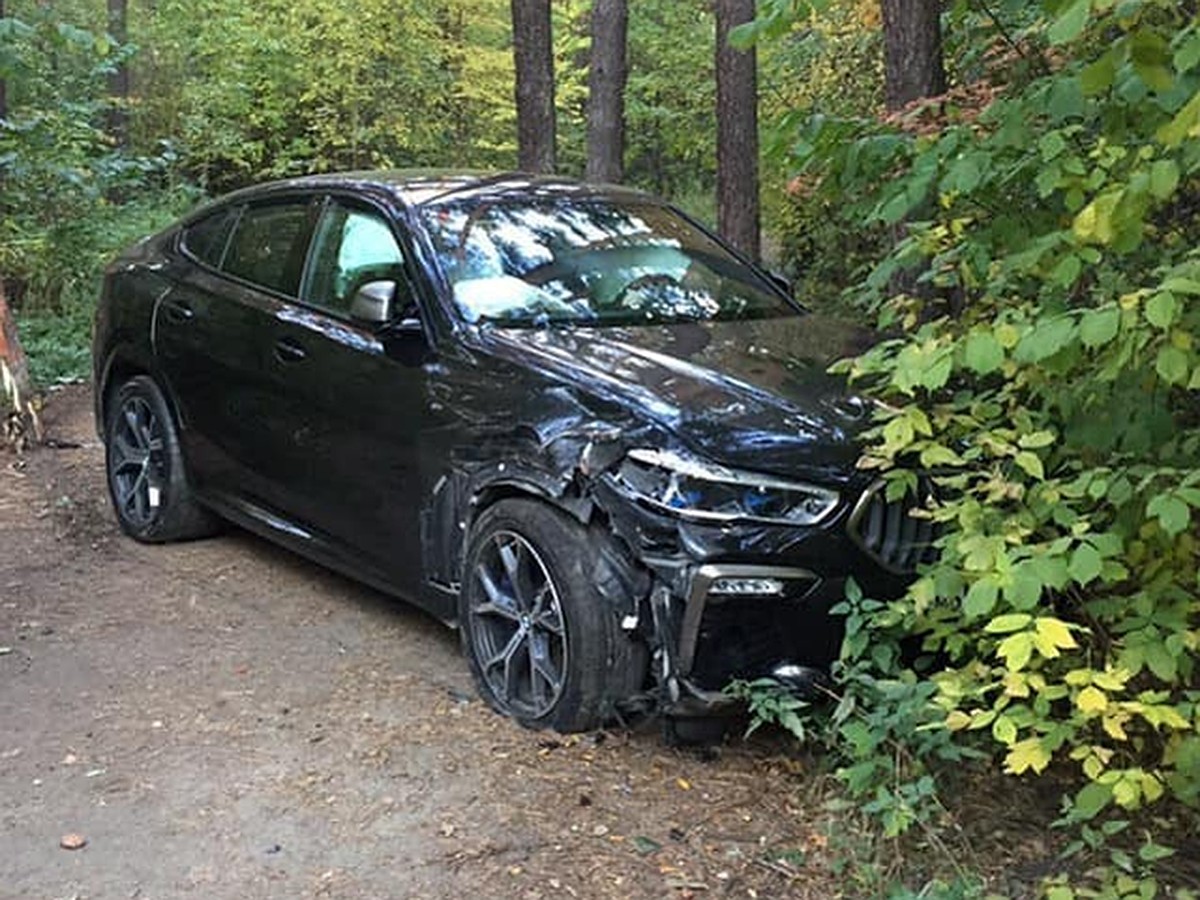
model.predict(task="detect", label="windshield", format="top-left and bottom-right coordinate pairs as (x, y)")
top-left (419, 196), bottom-right (797, 327)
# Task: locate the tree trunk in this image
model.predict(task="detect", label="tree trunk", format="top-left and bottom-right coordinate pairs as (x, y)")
top-left (0, 0), bottom-right (6, 125)
top-left (106, 0), bottom-right (130, 148)
top-left (511, 0), bottom-right (556, 173)
top-left (585, 0), bottom-right (627, 184)
top-left (0, 286), bottom-right (33, 417)
top-left (880, 0), bottom-right (945, 111)
top-left (714, 0), bottom-right (759, 262)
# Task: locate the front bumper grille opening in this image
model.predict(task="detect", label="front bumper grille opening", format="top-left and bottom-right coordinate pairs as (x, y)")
top-left (687, 592), bottom-right (842, 692)
top-left (849, 479), bottom-right (938, 574)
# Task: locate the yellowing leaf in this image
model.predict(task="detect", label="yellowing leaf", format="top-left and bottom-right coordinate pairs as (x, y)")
top-left (1036, 617), bottom-right (1078, 651)
top-left (1014, 451), bottom-right (1045, 480)
top-left (945, 710), bottom-right (971, 731)
top-left (1004, 738), bottom-right (1052, 775)
top-left (1102, 715), bottom-right (1128, 741)
top-left (998, 632), bottom-right (1035, 671)
top-left (1077, 685), bottom-right (1108, 714)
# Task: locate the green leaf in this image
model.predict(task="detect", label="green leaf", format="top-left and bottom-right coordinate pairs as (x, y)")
top-left (1006, 566), bottom-right (1044, 610)
top-left (1176, 31), bottom-right (1200, 74)
top-left (1073, 782), bottom-right (1113, 819)
top-left (1018, 430), bottom-right (1055, 449)
top-left (1015, 316), bottom-right (1076, 362)
top-left (963, 331), bottom-right (1005, 375)
top-left (986, 613), bottom-right (1033, 634)
top-left (1161, 276), bottom-right (1200, 295)
top-left (919, 443), bottom-right (963, 467)
top-left (1147, 494), bottom-right (1190, 536)
top-left (1069, 543), bottom-right (1103, 585)
top-left (1145, 291), bottom-right (1178, 328)
top-left (1080, 307), bottom-right (1120, 348)
top-left (1157, 90), bottom-right (1200, 147)
top-left (1015, 451), bottom-right (1046, 480)
top-left (1048, 0), bottom-right (1092, 45)
top-left (1081, 50), bottom-right (1116, 95)
top-left (992, 715), bottom-right (1018, 745)
top-left (1148, 159), bottom-right (1180, 200)
top-left (964, 577), bottom-right (999, 617)
top-left (1051, 254), bottom-right (1082, 286)
top-left (1156, 345), bottom-right (1190, 384)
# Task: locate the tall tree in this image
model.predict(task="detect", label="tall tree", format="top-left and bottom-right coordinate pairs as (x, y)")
top-left (511, 0), bottom-right (556, 173)
top-left (0, 0), bottom-right (6, 126)
top-left (714, 0), bottom-right (759, 261)
top-left (106, 0), bottom-right (130, 147)
top-left (585, 0), bottom-right (627, 183)
top-left (879, 0), bottom-right (945, 111)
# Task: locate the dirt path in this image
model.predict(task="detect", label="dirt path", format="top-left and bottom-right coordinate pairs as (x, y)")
top-left (1, 385), bottom-right (838, 900)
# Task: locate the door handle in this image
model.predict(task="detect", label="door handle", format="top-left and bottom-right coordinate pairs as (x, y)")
top-left (164, 299), bottom-right (194, 323)
top-left (274, 337), bottom-right (308, 364)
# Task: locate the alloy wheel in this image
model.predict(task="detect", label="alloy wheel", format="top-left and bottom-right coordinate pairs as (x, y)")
top-left (468, 530), bottom-right (568, 718)
top-left (108, 395), bottom-right (166, 529)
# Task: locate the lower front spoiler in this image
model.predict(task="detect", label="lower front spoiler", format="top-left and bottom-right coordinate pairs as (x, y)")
top-left (664, 663), bottom-right (832, 718)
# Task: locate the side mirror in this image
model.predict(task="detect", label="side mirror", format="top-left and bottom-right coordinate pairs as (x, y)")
top-left (349, 280), bottom-right (395, 324)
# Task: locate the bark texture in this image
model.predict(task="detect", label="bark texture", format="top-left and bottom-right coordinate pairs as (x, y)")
top-left (880, 0), bottom-right (946, 111)
top-left (715, 0), bottom-right (759, 262)
top-left (107, 0), bottom-right (130, 147)
top-left (0, 286), bottom-right (32, 411)
top-left (511, 0), bottom-right (557, 173)
top-left (585, 0), bottom-right (627, 184)
top-left (0, 0), bottom-right (6, 125)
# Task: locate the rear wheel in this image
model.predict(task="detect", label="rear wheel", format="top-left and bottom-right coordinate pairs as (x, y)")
top-left (460, 498), bottom-right (645, 732)
top-left (104, 375), bottom-right (218, 542)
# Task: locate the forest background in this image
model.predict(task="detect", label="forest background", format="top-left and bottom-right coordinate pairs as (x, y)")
top-left (2, 0), bottom-right (1200, 896)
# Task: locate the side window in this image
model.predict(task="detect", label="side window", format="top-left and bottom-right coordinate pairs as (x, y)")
top-left (181, 208), bottom-right (238, 268)
top-left (301, 201), bottom-right (406, 315)
top-left (222, 201), bottom-right (314, 296)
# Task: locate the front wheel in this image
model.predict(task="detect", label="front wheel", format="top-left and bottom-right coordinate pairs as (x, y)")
top-left (104, 375), bottom-right (218, 543)
top-left (460, 499), bottom-right (645, 732)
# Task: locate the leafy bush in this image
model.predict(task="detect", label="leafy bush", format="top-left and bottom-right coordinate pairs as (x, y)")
top-left (746, 0), bottom-right (1200, 889)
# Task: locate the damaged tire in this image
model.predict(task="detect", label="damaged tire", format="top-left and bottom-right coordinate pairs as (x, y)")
top-left (104, 375), bottom-right (218, 543)
top-left (460, 498), bottom-right (645, 732)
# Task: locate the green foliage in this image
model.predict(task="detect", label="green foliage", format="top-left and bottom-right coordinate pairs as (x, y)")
top-left (738, 0), bottom-right (1200, 890)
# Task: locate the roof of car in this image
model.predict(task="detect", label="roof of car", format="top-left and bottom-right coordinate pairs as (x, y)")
top-left (234, 169), bottom-right (657, 208)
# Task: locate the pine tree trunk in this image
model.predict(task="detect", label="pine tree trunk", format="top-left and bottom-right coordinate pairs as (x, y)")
top-left (585, 0), bottom-right (627, 184)
top-left (715, 0), bottom-right (759, 262)
top-left (880, 0), bottom-right (945, 111)
top-left (0, 0), bottom-right (6, 126)
top-left (511, 0), bottom-right (557, 173)
top-left (107, 0), bottom-right (130, 148)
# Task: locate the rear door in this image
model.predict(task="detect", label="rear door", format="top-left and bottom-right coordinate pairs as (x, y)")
top-left (155, 197), bottom-right (318, 505)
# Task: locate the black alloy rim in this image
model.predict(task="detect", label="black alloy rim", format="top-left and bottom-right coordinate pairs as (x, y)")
top-left (468, 530), bottom-right (568, 718)
top-left (108, 395), bottom-right (166, 529)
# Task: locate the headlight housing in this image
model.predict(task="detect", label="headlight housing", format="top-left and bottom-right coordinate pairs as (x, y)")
top-left (611, 448), bottom-right (840, 526)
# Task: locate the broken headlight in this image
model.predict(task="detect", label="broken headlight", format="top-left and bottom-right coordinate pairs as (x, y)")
top-left (613, 448), bottom-right (839, 526)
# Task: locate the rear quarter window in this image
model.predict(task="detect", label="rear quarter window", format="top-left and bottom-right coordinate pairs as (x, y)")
top-left (180, 208), bottom-right (238, 268)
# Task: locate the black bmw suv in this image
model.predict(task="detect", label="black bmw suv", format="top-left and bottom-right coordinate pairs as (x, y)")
top-left (93, 171), bottom-right (930, 732)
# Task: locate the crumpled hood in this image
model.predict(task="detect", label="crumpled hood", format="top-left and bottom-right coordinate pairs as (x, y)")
top-left (479, 313), bottom-right (877, 485)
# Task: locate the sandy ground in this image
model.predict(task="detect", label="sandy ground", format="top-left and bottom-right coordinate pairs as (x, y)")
top-left (0, 385), bottom-right (843, 900)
